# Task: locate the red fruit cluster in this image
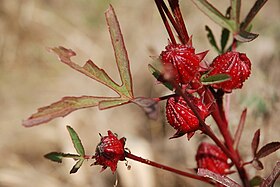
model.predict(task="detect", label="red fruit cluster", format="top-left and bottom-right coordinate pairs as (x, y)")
top-left (196, 142), bottom-right (230, 175)
top-left (160, 44), bottom-right (201, 85)
top-left (93, 130), bottom-right (126, 173)
top-left (166, 96), bottom-right (208, 139)
top-left (209, 51), bottom-right (251, 92)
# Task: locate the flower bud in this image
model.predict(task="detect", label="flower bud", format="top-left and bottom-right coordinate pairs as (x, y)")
top-left (93, 130), bottom-right (126, 173)
top-left (166, 96), bottom-right (208, 139)
top-left (209, 51), bottom-right (251, 92)
top-left (196, 142), bottom-right (230, 175)
top-left (160, 44), bottom-right (200, 85)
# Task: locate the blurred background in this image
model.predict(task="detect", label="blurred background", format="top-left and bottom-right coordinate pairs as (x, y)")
top-left (0, 0), bottom-right (279, 186)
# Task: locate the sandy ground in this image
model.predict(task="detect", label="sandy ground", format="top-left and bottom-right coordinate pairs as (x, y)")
top-left (0, 0), bottom-right (279, 187)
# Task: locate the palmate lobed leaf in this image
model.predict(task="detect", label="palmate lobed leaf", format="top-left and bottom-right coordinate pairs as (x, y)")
top-left (105, 5), bottom-right (133, 98)
top-left (22, 96), bottom-right (119, 127)
top-left (23, 5), bottom-right (135, 127)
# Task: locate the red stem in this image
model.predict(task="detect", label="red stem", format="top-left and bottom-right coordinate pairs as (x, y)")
top-left (171, 82), bottom-right (234, 161)
top-left (205, 88), bottom-right (250, 187)
top-left (125, 151), bottom-right (213, 185)
top-left (155, 0), bottom-right (176, 44)
top-left (172, 82), bottom-right (250, 186)
top-left (156, 0), bottom-right (188, 44)
top-left (167, 0), bottom-right (189, 43)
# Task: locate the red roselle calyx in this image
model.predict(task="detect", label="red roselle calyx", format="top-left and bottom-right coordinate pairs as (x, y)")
top-left (209, 51), bottom-right (251, 92)
top-left (160, 43), bottom-right (203, 85)
top-left (196, 142), bottom-right (230, 175)
top-left (166, 96), bottom-right (208, 139)
top-left (92, 130), bottom-right (126, 173)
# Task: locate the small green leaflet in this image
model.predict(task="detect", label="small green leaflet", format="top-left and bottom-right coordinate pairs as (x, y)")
top-left (148, 64), bottom-right (173, 91)
top-left (201, 74), bottom-right (231, 85)
top-left (70, 159), bottom-right (84, 174)
top-left (205, 26), bottom-right (219, 53)
top-left (67, 125), bottom-right (85, 156)
top-left (44, 152), bottom-right (80, 163)
top-left (220, 28), bottom-right (230, 53)
top-left (44, 126), bottom-right (86, 174)
top-left (250, 176), bottom-right (263, 187)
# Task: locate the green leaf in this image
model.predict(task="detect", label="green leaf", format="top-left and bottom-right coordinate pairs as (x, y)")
top-left (190, 0), bottom-right (236, 32)
top-left (250, 176), bottom-right (263, 186)
top-left (201, 74), bottom-right (231, 85)
top-left (23, 5), bottom-right (136, 127)
top-left (70, 159), bottom-right (84, 174)
top-left (44, 152), bottom-right (80, 163)
top-left (220, 28), bottom-right (230, 52)
top-left (148, 64), bottom-right (173, 91)
top-left (205, 26), bottom-right (220, 52)
top-left (99, 98), bottom-right (130, 109)
top-left (105, 5), bottom-right (134, 98)
top-left (67, 126), bottom-right (85, 156)
top-left (22, 96), bottom-right (117, 127)
top-left (234, 30), bottom-right (259, 42)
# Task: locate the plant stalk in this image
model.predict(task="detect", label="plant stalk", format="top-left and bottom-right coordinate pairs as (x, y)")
top-left (125, 151), bottom-right (213, 185)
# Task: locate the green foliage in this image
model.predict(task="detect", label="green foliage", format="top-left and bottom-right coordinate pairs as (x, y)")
top-left (44, 152), bottom-right (80, 163)
top-left (23, 5), bottom-right (134, 127)
top-left (220, 28), bottom-right (230, 53)
top-left (44, 126), bottom-right (86, 174)
top-left (201, 74), bottom-right (231, 85)
top-left (67, 125), bottom-right (85, 156)
top-left (148, 63), bottom-right (173, 91)
top-left (191, 0), bottom-right (236, 32)
top-left (205, 26), bottom-right (219, 53)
